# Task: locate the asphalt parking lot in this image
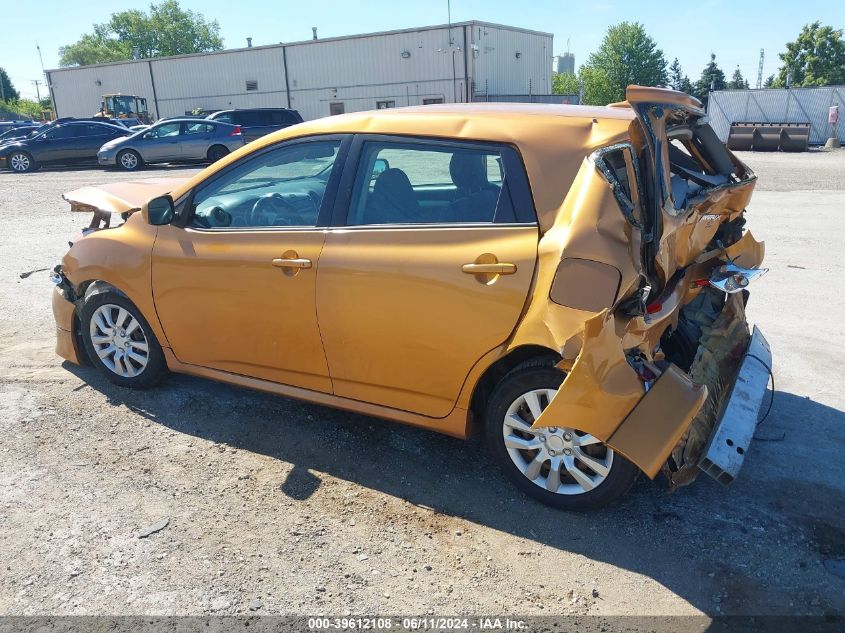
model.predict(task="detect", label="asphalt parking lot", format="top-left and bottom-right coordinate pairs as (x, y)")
top-left (0, 151), bottom-right (844, 618)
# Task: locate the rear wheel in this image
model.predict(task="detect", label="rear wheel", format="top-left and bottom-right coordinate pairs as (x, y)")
top-left (485, 362), bottom-right (639, 510)
top-left (8, 151), bottom-right (36, 173)
top-left (117, 149), bottom-right (142, 171)
top-left (80, 292), bottom-right (166, 388)
top-left (207, 145), bottom-right (229, 163)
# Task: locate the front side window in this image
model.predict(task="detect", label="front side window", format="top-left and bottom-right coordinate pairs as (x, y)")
top-left (44, 125), bottom-right (75, 140)
top-left (190, 140), bottom-right (341, 229)
top-left (147, 123), bottom-right (182, 139)
top-left (347, 140), bottom-right (521, 226)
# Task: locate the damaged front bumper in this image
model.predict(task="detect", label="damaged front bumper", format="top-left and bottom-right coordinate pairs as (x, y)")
top-left (51, 266), bottom-right (83, 365)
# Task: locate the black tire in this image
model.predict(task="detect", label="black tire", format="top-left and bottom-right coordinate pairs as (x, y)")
top-left (207, 145), bottom-right (229, 163)
top-left (117, 149), bottom-right (143, 171)
top-left (80, 291), bottom-right (167, 389)
top-left (484, 361), bottom-right (639, 510)
top-left (8, 151), bottom-right (36, 173)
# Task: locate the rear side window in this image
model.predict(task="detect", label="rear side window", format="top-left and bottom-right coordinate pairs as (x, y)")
top-left (214, 112), bottom-right (234, 124)
top-left (594, 143), bottom-right (642, 228)
top-left (184, 122), bottom-right (215, 135)
top-left (347, 139), bottom-right (535, 226)
top-left (238, 111), bottom-right (263, 126)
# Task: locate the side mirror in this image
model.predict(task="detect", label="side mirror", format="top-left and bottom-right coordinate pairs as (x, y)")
top-left (372, 158), bottom-right (390, 178)
top-left (145, 195), bottom-right (175, 226)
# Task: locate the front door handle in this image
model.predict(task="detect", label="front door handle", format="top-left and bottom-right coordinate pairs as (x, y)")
top-left (462, 262), bottom-right (517, 275)
top-left (272, 257), bottom-right (312, 269)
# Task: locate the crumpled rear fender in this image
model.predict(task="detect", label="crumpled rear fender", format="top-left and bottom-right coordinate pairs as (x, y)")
top-left (530, 308), bottom-right (708, 478)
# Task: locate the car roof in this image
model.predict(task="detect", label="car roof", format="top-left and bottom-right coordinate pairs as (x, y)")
top-left (154, 118), bottom-right (226, 124)
top-left (171, 102), bottom-right (637, 234)
top-left (213, 108), bottom-right (296, 113)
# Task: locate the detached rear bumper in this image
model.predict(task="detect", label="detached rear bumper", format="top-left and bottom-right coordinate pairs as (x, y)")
top-left (699, 325), bottom-right (772, 484)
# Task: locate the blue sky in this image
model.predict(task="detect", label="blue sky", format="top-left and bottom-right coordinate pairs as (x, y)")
top-left (4, 0), bottom-right (841, 100)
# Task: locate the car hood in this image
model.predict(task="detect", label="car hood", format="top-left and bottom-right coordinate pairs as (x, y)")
top-left (99, 137), bottom-right (127, 150)
top-left (63, 177), bottom-right (190, 215)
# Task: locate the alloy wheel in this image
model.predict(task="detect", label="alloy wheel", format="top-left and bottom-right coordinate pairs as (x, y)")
top-left (88, 303), bottom-right (150, 377)
top-left (502, 388), bottom-right (614, 494)
top-left (120, 152), bottom-right (139, 169)
top-left (10, 153), bottom-right (31, 172)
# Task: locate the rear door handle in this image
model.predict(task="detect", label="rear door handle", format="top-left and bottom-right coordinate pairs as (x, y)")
top-left (272, 257), bottom-right (312, 269)
top-left (461, 262), bottom-right (517, 275)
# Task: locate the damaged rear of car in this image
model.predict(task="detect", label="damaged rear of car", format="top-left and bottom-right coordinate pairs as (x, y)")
top-left (504, 86), bottom-right (771, 508)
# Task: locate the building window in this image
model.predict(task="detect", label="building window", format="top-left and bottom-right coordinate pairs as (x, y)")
top-left (376, 100), bottom-right (396, 109)
top-left (246, 80), bottom-right (258, 91)
top-left (329, 102), bottom-right (345, 116)
top-left (422, 98), bottom-right (444, 105)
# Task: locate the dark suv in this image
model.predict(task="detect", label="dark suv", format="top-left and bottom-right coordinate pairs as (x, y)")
top-left (206, 108), bottom-right (303, 142)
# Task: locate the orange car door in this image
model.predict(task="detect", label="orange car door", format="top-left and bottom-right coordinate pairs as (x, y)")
top-left (151, 137), bottom-right (349, 392)
top-left (316, 136), bottom-right (538, 418)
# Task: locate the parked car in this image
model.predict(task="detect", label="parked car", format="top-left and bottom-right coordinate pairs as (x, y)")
top-left (97, 118), bottom-right (244, 170)
top-left (100, 117), bottom-right (145, 129)
top-left (0, 121), bottom-right (130, 172)
top-left (0, 123), bottom-right (45, 143)
top-left (206, 108), bottom-right (302, 142)
top-left (0, 120), bottom-right (40, 132)
top-left (51, 87), bottom-right (771, 510)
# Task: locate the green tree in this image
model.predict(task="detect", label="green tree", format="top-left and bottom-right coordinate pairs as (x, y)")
top-left (552, 72), bottom-right (579, 95)
top-left (668, 57), bottom-right (695, 94)
top-left (1, 99), bottom-right (43, 119)
top-left (772, 22), bottom-right (845, 87)
top-left (0, 68), bottom-right (19, 102)
top-left (59, 0), bottom-right (223, 67)
top-left (727, 66), bottom-right (750, 90)
top-left (763, 74), bottom-right (775, 88)
top-left (584, 22), bottom-right (668, 102)
top-left (579, 66), bottom-right (617, 106)
top-left (694, 53), bottom-right (726, 98)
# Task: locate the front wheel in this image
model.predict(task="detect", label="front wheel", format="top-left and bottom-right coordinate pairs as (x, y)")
top-left (117, 149), bottom-right (143, 171)
top-left (8, 151), bottom-right (36, 172)
top-left (484, 362), bottom-right (639, 510)
top-left (80, 292), bottom-right (167, 388)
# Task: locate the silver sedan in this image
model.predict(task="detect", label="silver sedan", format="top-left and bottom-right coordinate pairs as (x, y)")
top-left (98, 119), bottom-right (245, 170)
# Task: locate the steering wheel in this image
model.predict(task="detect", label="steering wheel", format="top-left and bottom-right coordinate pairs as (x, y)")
top-left (249, 192), bottom-right (307, 226)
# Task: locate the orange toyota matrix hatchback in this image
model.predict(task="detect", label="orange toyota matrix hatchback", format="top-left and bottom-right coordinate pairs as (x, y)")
top-left (52, 86), bottom-right (771, 510)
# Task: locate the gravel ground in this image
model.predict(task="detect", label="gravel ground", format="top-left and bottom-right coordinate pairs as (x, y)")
top-left (0, 151), bottom-right (844, 618)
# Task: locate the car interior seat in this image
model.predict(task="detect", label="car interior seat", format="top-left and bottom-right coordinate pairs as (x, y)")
top-left (447, 152), bottom-right (502, 222)
top-left (363, 168), bottom-right (422, 224)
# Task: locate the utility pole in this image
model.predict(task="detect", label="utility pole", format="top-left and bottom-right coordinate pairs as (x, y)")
top-left (756, 49), bottom-right (765, 89)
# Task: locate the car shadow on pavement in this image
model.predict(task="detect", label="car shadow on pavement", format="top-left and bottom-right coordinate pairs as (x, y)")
top-left (63, 362), bottom-right (845, 616)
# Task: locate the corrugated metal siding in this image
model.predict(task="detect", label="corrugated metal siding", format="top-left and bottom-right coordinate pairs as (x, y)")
top-left (48, 63), bottom-right (154, 118)
top-left (708, 87), bottom-right (845, 145)
top-left (47, 21), bottom-right (551, 122)
top-left (150, 48), bottom-right (288, 116)
top-left (469, 24), bottom-right (552, 97)
top-left (286, 27), bottom-right (467, 120)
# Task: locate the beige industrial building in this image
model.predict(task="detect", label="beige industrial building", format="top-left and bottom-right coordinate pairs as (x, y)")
top-left (46, 21), bottom-right (553, 121)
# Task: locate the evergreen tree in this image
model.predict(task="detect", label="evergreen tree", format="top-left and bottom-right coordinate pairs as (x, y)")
top-left (694, 53), bottom-right (727, 98)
